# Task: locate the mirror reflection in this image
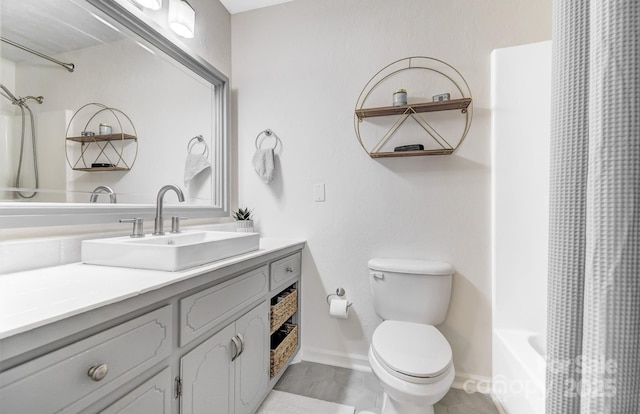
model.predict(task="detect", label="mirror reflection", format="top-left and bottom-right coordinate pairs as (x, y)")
top-left (1, 0), bottom-right (217, 205)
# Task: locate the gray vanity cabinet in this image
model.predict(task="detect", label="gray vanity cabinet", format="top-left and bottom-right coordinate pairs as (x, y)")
top-left (100, 368), bottom-right (173, 414)
top-left (179, 301), bottom-right (269, 414)
top-left (0, 243), bottom-right (304, 414)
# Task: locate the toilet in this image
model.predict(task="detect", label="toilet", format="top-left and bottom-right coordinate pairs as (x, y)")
top-left (368, 258), bottom-right (455, 414)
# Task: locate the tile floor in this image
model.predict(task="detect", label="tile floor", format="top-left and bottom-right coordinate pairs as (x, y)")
top-left (274, 361), bottom-right (500, 414)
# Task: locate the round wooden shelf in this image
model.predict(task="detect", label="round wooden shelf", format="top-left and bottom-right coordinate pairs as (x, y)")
top-left (354, 56), bottom-right (473, 158)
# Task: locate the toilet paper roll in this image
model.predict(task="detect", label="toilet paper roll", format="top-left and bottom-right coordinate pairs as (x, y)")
top-left (329, 299), bottom-right (350, 319)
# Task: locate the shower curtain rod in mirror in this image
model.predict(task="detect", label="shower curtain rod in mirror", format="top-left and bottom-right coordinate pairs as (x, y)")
top-left (1, 37), bottom-right (75, 72)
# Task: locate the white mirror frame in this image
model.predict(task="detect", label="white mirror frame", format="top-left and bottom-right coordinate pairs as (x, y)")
top-left (0, 0), bottom-right (230, 228)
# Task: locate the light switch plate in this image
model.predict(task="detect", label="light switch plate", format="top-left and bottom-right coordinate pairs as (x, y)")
top-left (313, 183), bottom-right (325, 202)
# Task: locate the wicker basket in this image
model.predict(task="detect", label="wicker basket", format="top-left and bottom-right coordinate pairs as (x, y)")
top-left (270, 324), bottom-right (298, 378)
top-left (270, 288), bottom-right (297, 333)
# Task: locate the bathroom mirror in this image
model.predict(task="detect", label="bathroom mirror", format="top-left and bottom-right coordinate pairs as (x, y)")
top-left (0, 0), bottom-right (229, 228)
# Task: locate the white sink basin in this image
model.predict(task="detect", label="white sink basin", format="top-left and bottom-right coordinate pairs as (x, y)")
top-left (82, 230), bottom-right (260, 271)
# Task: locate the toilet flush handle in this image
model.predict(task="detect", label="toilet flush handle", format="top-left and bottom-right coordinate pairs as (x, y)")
top-left (372, 272), bottom-right (384, 280)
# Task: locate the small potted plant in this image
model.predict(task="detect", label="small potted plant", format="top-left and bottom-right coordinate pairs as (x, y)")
top-left (233, 207), bottom-right (254, 232)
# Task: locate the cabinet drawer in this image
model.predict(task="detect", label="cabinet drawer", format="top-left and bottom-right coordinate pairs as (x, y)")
top-left (270, 253), bottom-right (301, 291)
top-left (180, 265), bottom-right (268, 346)
top-left (100, 367), bottom-right (172, 414)
top-left (0, 306), bottom-right (172, 414)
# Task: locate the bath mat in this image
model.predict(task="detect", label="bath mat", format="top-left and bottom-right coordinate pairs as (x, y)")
top-left (256, 390), bottom-right (355, 414)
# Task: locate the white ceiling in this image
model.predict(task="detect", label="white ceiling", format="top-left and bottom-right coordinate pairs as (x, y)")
top-left (1, 0), bottom-right (125, 62)
top-left (218, 0), bottom-right (296, 15)
top-left (0, 0), bottom-right (294, 64)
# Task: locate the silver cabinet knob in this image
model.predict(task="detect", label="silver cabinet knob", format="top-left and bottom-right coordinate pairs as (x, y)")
top-left (231, 334), bottom-right (246, 361)
top-left (87, 363), bottom-right (109, 382)
top-left (286, 266), bottom-right (293, 273)
top-left (231, 335), bottom-right (241, 361)
top-left (236, 333), bottom-right (245, 358)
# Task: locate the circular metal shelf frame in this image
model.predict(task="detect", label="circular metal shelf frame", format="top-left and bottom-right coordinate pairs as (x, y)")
top-left (65, 103), bottom-right (138, 171)
top-left (354, 56), bottom-right (473, 158)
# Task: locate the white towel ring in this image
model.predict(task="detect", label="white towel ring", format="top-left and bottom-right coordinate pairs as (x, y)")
top-left (255, 129), bottom-right (279, 151)
top-left (188, 135), bottom-right (209, 159)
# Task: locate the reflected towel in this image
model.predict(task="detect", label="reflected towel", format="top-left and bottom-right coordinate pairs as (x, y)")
top-left (252, 148), bottom-right (275, 184)
top-left (184, 153), bottom-right (211, 186)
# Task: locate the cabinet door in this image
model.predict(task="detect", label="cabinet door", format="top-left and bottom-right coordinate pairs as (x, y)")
top-left (100, 368), bottom-right (172, 414)
top-left (180, 323), bottom-right (236, 414)
top-left (235, 301), bottom-right (269, 414)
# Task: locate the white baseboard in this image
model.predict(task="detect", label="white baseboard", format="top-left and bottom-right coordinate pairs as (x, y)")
top-left (299, 346), bottom-right (372, 373)
top-left (300, 347), bottom-right (497, 396)
top-left (491, 395), bottom-right (508, 414)
top-left (452, 373), bottom-right (508, 413)
top-left (452, 371), bottom-right (492, 394)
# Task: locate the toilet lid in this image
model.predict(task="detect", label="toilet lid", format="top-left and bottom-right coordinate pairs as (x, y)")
top-left (372, 321), bottom-right (452, 378)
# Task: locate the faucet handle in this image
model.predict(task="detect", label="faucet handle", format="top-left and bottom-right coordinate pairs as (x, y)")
top-left (119, 218), bottom-right (145, 238)
top-left (171, 217), bottom-right (187, 233)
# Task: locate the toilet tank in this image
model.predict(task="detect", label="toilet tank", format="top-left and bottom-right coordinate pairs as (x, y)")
top-left (369, 258), bottom-right (453, 325)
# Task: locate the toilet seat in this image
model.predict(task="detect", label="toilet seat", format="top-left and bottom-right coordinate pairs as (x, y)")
top-left (372, 321), bottom-right (452, 384)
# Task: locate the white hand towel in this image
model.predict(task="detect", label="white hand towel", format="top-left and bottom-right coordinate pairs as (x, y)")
top-left (184, 153), bottom-right (211, 186)
top-left (252, 148), bottom-right (275, 184)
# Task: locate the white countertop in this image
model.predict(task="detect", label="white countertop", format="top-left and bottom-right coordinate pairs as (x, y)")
top-left (0, 238), bottom-right (305, 340)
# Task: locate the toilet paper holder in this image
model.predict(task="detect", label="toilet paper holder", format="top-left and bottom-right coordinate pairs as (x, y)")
top-left (326, 287), bottom-right (353, 308)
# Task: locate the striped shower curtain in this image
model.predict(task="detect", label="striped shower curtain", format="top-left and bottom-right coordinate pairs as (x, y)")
top-left (546, 0), bottom-right (639, 413)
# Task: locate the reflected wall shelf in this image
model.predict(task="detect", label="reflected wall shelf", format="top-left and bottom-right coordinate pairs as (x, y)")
top-left (65, 103), bottom-right (138, 172)
top-left (354, 57), bottom-right (473, 158)
top-left (66, 133), bottom-right (137, 143)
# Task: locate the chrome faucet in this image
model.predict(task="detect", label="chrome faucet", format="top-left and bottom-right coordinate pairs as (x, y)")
top-left (89, 185), bottom-right (117, 203)
top-left (154, 185), bottom-right (185, 235)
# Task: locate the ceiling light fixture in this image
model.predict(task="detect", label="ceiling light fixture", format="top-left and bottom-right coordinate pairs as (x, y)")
top-left (168, 0), bottom-right (196, 39)
top-left (130, 0), bottom-right (163, 11)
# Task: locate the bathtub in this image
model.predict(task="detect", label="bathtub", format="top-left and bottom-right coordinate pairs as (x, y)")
top-left (492, 41), bottom-right (551, 414)
top-left (493, 329), bottom-right (546, 414)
